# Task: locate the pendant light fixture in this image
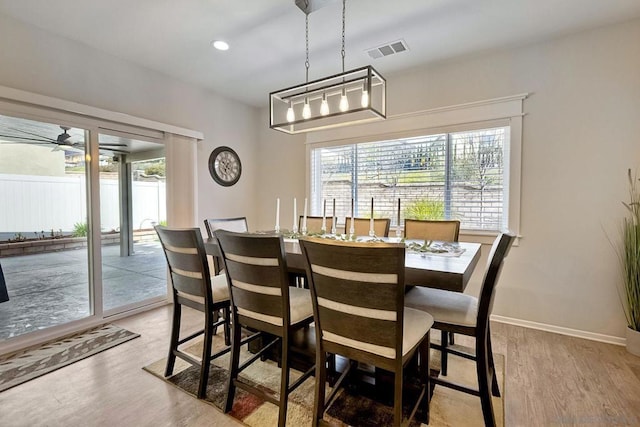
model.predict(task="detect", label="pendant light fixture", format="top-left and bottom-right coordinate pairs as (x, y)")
top-left (270, 0), bottom-right (386, 134)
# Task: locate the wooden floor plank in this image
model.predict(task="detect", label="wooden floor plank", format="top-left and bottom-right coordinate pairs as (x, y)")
top-left (2, 306), bottom-right (640, 426)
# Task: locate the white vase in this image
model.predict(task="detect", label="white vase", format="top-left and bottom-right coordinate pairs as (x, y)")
top-left (626, 327), bottom-right (640, 357)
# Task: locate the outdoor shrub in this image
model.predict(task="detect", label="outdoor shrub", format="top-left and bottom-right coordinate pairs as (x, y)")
top-left (404, 199), bottom-right (445, 220)
top-left (73, 222), bottom-right (88, 237)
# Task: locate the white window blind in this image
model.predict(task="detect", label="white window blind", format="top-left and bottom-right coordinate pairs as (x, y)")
top-left (310, 126), bottom-right (508, 232)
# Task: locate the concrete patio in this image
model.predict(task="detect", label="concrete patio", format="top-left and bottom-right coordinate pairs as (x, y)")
top-left (0, 242), bottom-right (167, 341)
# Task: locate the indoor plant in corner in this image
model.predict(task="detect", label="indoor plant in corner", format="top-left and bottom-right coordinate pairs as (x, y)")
top-left (619, 169), bottom-right (640, 356)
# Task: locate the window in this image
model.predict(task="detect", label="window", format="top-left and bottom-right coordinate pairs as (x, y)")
top-left (310, 126), bottom-right (509, 232)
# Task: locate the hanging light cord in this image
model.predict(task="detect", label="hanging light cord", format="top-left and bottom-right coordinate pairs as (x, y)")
top-left (305, 13), bottom-right (310, 85)
top-left (341, 0), bottom-right (346, 74)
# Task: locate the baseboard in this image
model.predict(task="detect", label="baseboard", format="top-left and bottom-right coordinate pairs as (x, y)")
top-left (491, 315), bottom-right (626, 346)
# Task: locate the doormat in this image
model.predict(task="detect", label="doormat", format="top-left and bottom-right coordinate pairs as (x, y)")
top-left (0, 324), bottom-right (139, 392)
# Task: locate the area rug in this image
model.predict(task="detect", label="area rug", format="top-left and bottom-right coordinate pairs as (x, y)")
top-left (144, 332), bottom-right (504, 427)
top-left (0, 324), bottom-right (139, 392)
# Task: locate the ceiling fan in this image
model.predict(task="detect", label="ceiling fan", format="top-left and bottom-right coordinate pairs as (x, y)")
top-left (0, 125), bottom-right (129, 153)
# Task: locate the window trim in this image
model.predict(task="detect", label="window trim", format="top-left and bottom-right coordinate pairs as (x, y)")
top-left (305, 94), bottom-right (526, 244)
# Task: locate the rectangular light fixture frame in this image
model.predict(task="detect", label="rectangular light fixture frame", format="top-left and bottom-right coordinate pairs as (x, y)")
top-left (270, 65), bottom-right (386, 134)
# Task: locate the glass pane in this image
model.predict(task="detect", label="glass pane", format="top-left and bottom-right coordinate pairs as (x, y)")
top-left (310, 127), bottom-right (507, 232)
top-left (99, 135), bottom-right (166, 313)
top-left (450, 128), bottom-right (505, 230)
top-left (0, 114), bottom-right (90, 341)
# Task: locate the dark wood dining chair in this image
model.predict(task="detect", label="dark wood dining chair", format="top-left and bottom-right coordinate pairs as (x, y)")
top-left (404, 232), bottom-right (516, 427)
top-left (344, 217), bottom-right (391, 237)
top-left (298, 215), bottom-right (334, 235)
top-left (215, 230), bottom-right (315, 427)
top-left (404, 219), bottom-right (461, 242)
top-left (203, 217), bottom-right (248, 274)
top-left (404, 218), bottom-right (461, 345)
top-left (299, 237), bottom-right (434, 427)
top-left (154, 225), bottom-right (231, 399)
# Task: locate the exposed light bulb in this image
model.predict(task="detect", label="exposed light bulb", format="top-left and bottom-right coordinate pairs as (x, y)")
top-left (339, 88), bottom-right (349, 112)
top-left (320, 93), bottom-right (330, 116)
top-left (361, 90), bottom-right (369, 108)
top-left (361, 80), bottom-right (369, 108)
top-left (286, 101), bottom-right (295, 122)
top-left (302, 98), bottom-right (311, 119)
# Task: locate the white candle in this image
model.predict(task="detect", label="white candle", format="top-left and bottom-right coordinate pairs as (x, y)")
top-left (331, 198), bottom-right (336, 234)
top-left (349, 198), bottom-right (355, 236)
top-left (302, 198), bottom-right (308, 233)
top-left (321, 199), bottom-right (327, 233)
top-left (369, 197), bottom-right (375, 237)
top-left (275, 198), bottom-right (280, 232)
top-left (396, 198), bottom-right (402, 238)
top-left (293, 197), bottom-right (298, 232)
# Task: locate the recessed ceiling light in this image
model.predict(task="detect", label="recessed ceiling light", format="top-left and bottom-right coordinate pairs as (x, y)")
top-left (212, 40), bottom-right (229, 51)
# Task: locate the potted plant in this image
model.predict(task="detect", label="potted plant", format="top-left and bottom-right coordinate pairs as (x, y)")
top-left (620, 169), bottom-right (640, 356)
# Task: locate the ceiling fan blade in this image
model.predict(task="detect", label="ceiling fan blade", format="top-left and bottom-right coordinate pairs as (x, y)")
top-left (100, 147), bottom-right (130, 154)
top-left (98, 143), bottom-right (128, 147)
top-left (8, 127), bottom-right (57, 142)
top-left (0, 134), bottom-right (53, 143)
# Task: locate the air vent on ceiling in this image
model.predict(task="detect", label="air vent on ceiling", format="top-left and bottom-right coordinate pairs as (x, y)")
top-left (366, 39), bottom-right (409, 59)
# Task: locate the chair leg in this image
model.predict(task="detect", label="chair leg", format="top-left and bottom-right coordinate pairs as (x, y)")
top-left (224, 316), bottom-right (242, 413)
top-left (440, 329), bottom-right (449, 376)
top-left (449, 331), bottom-right (455, 345)
top-left (164, 302), bottom-right (181, 377)
top-left (313, 350), bottom-right (327, 427)
top-left (419, 332), bottom-right (431, 425)
top-left (223, 306), bottom-right (231, 347)
top-left (487, 329), bottom-right (500, 397)
top-left (212, 309), bottom-right (220, 336)
top-left (277, 337), bottom-right (290, 427)
top-left (393, 367), bottom-right (403, 427)
top-left (476, 337), bottom-right (497, 427)
top-left (197, 314), bottom-right (214, 399)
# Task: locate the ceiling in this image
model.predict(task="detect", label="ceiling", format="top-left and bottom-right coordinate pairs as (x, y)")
top-left (1, 0), bottom-right (640, 107)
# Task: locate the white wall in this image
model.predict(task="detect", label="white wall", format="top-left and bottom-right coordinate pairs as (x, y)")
top-left (0, 12), bottom-right (259, 229)
top-left (3, 9), bottom-right (639, 339)
top-left (257, 18), bottom-right (640, 339)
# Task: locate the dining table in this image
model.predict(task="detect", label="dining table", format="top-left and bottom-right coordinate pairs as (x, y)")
top-left (204, 236), bottom-right (481, 293)
top-left (205, 234), bottom-right (483, 396)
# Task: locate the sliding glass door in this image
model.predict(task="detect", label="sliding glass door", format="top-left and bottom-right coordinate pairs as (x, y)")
top-left (98, 132), bottom-right (167, 315)
top-left (0, 114), bottom-right (169, 343)
top-left (0, 113), bottom-right (91, 341)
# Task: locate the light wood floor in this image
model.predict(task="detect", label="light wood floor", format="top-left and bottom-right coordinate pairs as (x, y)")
top-left (1, 305), bottom-right (640, 426)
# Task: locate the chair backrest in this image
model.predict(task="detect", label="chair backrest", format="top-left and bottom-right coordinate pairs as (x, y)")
top-left (155, 226), bottom-right (212, 311)
top-left (298, 216), bottom-right (334, 234)
top-left (215, 230), bottom-right (291, 336)
top-left (204, 217), bottom-right (248, 274)
top-left (203, 217), bottom-right (248, 237)
top-left (299, 237), bottom-right (406, 370)
top-left (404, 219), bottom-right (460, 242)
top-left (476, 232), bottom-right (516, 335)
top-left (343, 217), bottom-right (391, 237)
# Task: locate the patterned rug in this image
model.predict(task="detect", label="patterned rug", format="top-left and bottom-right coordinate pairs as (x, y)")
top-left (143, 331), bottom-right (504, 426)
top-left (0, 324), bottom-right (139, 392)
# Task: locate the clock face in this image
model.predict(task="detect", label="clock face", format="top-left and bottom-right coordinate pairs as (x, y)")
top-left (208, 146), bottom-right (241, 186)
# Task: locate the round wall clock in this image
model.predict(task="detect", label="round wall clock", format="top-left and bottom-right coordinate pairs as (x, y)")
top-left (208, 146), bottom-right (242, 186)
